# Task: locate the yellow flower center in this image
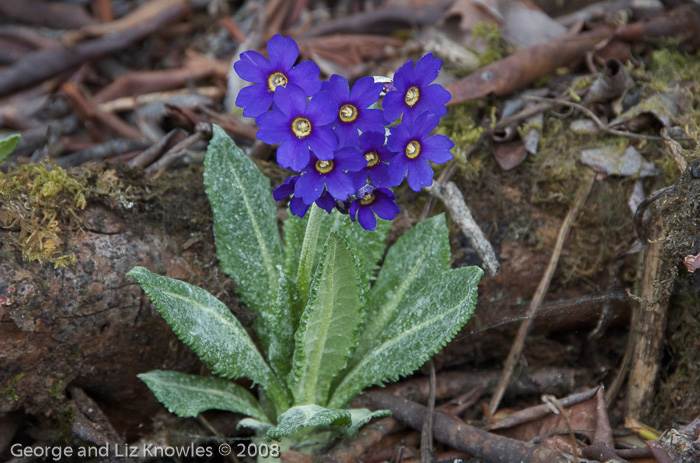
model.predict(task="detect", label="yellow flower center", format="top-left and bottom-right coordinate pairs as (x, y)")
top-left (405, 86), bottom-right (420, 106)
top-left (360, 192), bottom-right (375, 205)
top-left (292, 117), bottom-right (312, 138)
top-left (339, 104), bottom-right (358, 123)
top-left (315, 159), bottom-right (334, 174)
top-left (405, 140), bottom-right (421, 159)
top-left (267, 72), bottom-right (288, 92)
top-left (363, 151), bottom-right (380, 167)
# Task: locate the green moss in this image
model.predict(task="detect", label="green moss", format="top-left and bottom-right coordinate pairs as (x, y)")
top-left (470, 22), bottom-right (504, 66)
top-left (48, 379), bottom-right (65, 400)
top-left (0, 162), bottom-right (86, 267)
top-left (2, 373), bottom-right (25, 401)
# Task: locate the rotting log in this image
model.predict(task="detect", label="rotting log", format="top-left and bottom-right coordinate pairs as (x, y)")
top-left (0, 165), bottom-right (247, 436)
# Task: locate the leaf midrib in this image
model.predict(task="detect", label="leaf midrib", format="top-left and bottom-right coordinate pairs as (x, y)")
top-left (221, 153), bottom-right (278, 302)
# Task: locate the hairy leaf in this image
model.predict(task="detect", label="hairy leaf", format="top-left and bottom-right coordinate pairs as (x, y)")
top-left (127, 267), bottom-right (288, 409)
top-left (290, 233), bottom-right (363, 405)
top-left (353, 214), bottom-right (451, 359)
top-left (255, 271), bottom-right (302, 383)
top-left (139, 370), bottom-right (268, 421)
top-left (328, 266), bottom-right (483, 408)
top-left (0, 133), bottom-right (20, 164)
top-left (342, 409), bottom-right (392, 436)
top-left (203, 125), bottom-right (283, 315)
top-left (283, 209), bottom-right (389, 292)
top-left (267, 405), bottom-right (351, 440)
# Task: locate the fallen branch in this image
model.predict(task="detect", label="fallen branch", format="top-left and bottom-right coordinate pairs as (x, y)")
top-left (367, 392), bottom-right (570, 463)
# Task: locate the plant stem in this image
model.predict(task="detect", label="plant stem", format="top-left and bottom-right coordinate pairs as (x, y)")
top-left (296, 203), bottom-right (324, 301)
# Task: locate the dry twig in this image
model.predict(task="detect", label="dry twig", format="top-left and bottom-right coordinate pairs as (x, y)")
top-left (489, 171), bottom-right (595, 414)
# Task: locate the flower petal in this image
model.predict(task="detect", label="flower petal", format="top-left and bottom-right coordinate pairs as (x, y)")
top-left (349, 200), bottom-right (359, 221)
top-left (357, 206), bottom-right (377, 231)
top-left (414, 53), bottom-right (442, 87)
top-left (392, 59), bottom-right (415, 91)
top-left (382, 91), bottom-right (405, 123)
top-left (372, 193), bottom-right (400, 220)
top-left (359, 131), bottom-right (386, 151)
top-left (234, 50), bottom-right (270, 83)
top-left (335, 146), bottom-right (365, 172)
top-left (236, 84), bottom-right (273, 117)
top-left (290, 196), bottom-right (310, 217)
top-left (273, 85), bottom-right (307, 117)
top-left (307, 127), bottom-right (337, 160)
top-left (306, 92), bottom-right (339, 127)
top-left (406, 158), bottom-right (433, 191)
top-left (388, 153), bottom-right (409, 186)
top-left (295, 170), bottom-right (324, 204)
top-left (324, 170), bottom-right (354, 201)
top-left (350, 76), bottom-right (383, 108)
top-left (422, 135), bottom-right (455, 164)
top-left (255, 110), bottom-right (289, 144)
top-left (386, 122), bottom-right (410, 153)
top-left (278, 138), bottom-right (311, 171)
top-left (287, 61), bottom-right (322, 96)
top-left (368, 163), bottom-right (391, 188)
top-left (267, 34), bottom-right (298, 71)
top-left (411, 111), bottom-right (440, 139)
top-left (316, 192), bottom-right (336, 213)
top-left (273, 176), bottom-right (298, 200)
top-left (355, 108), bottom-right (386, 134)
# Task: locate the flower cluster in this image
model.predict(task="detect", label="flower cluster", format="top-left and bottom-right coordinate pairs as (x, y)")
top-left (235, 35), bottom-right (454, 230)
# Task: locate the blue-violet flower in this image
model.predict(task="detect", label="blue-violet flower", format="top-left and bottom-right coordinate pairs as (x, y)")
top-left (256, 85), bottom-right (339, 171)
top-left (349, 186), bottom-right (400, 231)
top-left (295, 147), bottom-right (365, 204)
top-left (321, 75), bottom-right (385, 145)
top-left (234, 34), bottom-right (321, 117)
top-left (387, 111), bottom-right (454, 191)
top-left (382, 53), bottom-right (450, 123)
top-left (350, 131), bottom-right (393, 190)
top-left (273, 175), bottom-right (335, 217)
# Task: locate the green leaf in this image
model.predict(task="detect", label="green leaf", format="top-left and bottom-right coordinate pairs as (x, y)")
top-left (0, 134), bottom-right (20, 164)
top-left (267, 405), bottom-right (351, 440)
top-left (203, 125), bottom-right (283, 315)
top-left (289, 233), bottom-right (363, 405)
top-left (352, 215), bottom-right (451, 359)
top-left (328, 266), bottom-right (483, 408)
top-left (342, 408), bottom-right (392, 437)
top-left (283, 209), bottom-right (390, 292)
top-left (127, 267), bottom-right (289, 410)
top-left (138, 370), bottom-right (269, 422)
top-left (255, 271), bottom-right (302, 383)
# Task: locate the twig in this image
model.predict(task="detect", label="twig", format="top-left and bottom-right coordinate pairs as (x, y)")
top-left (425, 181), bottom-right (500, 276)
top-left (128, 129), bottom-right (185, 169)
top-left (488, 171), bottom-right (595, 414)
top-left (56, 139), bottom-right (148, 167)
top-left (661, 127), bottom-right (688, 173)
top-left (196, 414), bottom-right (238, 463)
top-left (318, 417), bottom-right (403, 463)
top-left (367, 392), bottom-right (570, 463)
top-left (420, 360), bottom-right (436, 463)
top-left (383, 368), bottom-right (589, 404)
top-left (521, 96), bottom-right (665, 141)
top-left (581, 443), bottom-right (630, 463)
top-left (0, 1), bottom-right (188, 97)
top-left (542, 395), bottom-right (579, 463)
top-left (486, 387), bottom-right (599, 431)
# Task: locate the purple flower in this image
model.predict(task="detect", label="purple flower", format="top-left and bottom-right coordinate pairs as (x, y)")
top-left (387, 111), bottom-right (454, 191)
top-left (234, 34), bottom-right (321, 117)
top-left (321, 75), bottom-right (385, 145)
top-left (349, 186), bottom-right (400, 231)
top-left (273, 176), bottom-right (335, 217)
top-left (256, 85), bottom-right (339, 172)
top-left (382, 53), bottom-right (450, 123)
top-left (350, 131), bottom-right (393, 190)
top-left (295, 147), bottom-right (365, 204)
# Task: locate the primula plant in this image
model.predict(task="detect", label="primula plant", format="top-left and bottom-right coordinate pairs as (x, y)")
top-left (128, 35), bottom-right (482, 456)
